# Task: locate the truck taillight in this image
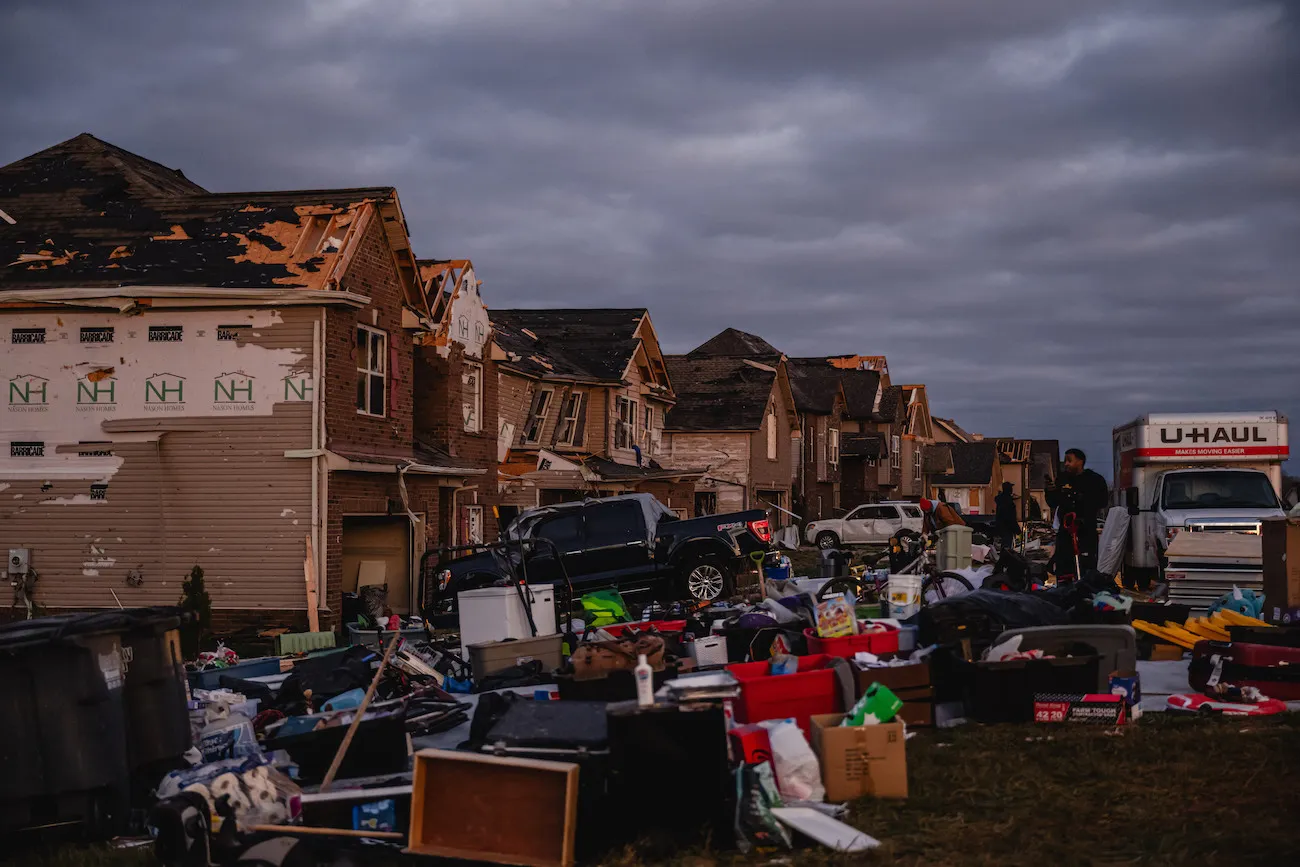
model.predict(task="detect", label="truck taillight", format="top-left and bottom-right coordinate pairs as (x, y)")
top-left (748, 519), bottom-right (772, 543)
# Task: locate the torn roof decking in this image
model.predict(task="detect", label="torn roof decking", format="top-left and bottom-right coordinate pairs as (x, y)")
top-left (786, 357), bottom-right (882, 420)
top-left (0, 133), bottom-right (420, 299)
top-left (490, 308), bottom-right (654, 384)
top-left (933, 441), bottom-right (999, 486)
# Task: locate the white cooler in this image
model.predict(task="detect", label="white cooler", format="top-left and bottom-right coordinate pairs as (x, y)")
top-left (457, 583), bottom-right (557, 658)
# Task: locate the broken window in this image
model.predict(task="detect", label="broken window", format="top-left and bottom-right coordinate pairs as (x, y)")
top-left (695, 491), bottom-right (718, 517)
top-left (355, 325), bottom-right (387, 417)
top-left (10, 441), bottom-right (44, 457)
top-left (11, 328), bottom-right (45, 345)
top-left (892, 435), bottom-right (901, 470)
top-left (615, 397), bottom-right (637, 450)
top-left (766, 403), bottom-right (778, 461)
top-left (521, 389), bottom-right (554, 445)
top-left (217, 325), bottom-right (250, 341)
top-left (80, 327), bottom-right (114, 344)
top-left (474, 321), bottom-right (486, 345)
top-left (557, 391), bottom-right (587, 446)
top-left (148, 325), bottom-right (183, 342)
top-left (462, 361), bottom-right (482, 433)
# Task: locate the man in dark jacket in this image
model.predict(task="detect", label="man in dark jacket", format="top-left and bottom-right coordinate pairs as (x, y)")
top-left (994, 482), bottom-right (1019, 550)
top-left (1047, 448), bottom-right (1109, 580)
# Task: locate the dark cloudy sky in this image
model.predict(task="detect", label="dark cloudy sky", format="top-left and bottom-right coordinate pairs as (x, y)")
top-left (3, 0), bottom-right (1298, 475)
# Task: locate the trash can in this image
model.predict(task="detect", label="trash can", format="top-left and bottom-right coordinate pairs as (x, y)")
top-left (115, 607), bottom-right (192, 784)
top-left (0, 613), bottom-right (131, 837)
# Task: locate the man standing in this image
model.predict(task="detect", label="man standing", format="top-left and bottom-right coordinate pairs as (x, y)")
top-left (994, 482), bottom-right (1019, 550)
top-left (1047, 448), bottom-right (1109, 580)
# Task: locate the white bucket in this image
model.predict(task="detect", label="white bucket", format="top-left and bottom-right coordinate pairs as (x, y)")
top-left (886, 574), bottom-right (923, 619)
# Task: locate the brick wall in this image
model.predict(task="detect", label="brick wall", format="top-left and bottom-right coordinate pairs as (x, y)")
top-left (325, 212), bottom-right (415, 458)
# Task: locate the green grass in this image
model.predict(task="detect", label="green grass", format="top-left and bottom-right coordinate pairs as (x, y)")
top-left (29, 714), bottom-right (1298, 867)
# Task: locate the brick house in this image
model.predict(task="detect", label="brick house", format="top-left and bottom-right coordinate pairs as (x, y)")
top-left (0, 134), bottom-right (483, 628)
top-left (490, 309), bottom-right (701, 516)
top-left (662, 329), bottom-right (797, 524)
top-left (412, 258), bottom-right (500, 546)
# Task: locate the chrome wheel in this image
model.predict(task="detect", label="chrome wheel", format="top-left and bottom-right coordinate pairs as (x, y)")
top-left (687, 563), bottom-right (726, 601)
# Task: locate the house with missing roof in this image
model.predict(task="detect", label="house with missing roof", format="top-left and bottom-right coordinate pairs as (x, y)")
top-left (662, 329), bottom-right (797, 523)
top-left (0, 134), bottom-right (489, 627)
top-left (491, 308), bottom-right (702, 515)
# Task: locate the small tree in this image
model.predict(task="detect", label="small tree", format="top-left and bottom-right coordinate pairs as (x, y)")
top-left (179, 565), bottom-right (212, 658)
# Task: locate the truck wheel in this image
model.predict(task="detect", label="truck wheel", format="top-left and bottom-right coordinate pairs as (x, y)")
top-left (683, 555), bottom-right (734, 602)
top-left (815, 531), bottom-right (841, 550)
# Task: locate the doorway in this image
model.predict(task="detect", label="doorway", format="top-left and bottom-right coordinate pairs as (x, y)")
top-left (341, 516), bottom-right (413, 614)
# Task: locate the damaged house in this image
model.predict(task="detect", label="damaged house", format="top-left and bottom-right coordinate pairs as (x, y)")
top-left (662, 329), bottom-right (797, 523)
top-left (931, 441), bottom-right (1005, 515)
top-left (0, 134), bottom-right (486, 627)
top-left (491, 308), bottom-right (702, 515)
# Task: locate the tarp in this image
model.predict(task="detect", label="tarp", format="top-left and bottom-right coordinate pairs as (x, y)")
top-left (1097, 506), bottom-right (1131, 577)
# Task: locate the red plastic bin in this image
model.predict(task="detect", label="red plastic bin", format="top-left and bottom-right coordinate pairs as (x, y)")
top-left (803, 625), bottom-right (899, 658)
top-left (726, 653), bottom-right (842, 735)
top-left (599, 619), bottom-right (687, 638)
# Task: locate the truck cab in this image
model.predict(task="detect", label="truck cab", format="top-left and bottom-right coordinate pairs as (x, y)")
top-left (1114, 412), bottom-right (1289, 579)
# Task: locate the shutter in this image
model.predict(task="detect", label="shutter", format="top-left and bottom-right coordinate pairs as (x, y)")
top-left (549, 386), bottom-right (572, 447)
top-left (573, 392), bottom-right (588, 447)
top-left (520, 387), bottom-right (545, 444)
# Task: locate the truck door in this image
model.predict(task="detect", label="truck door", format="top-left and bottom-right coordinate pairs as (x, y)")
top-left (578, 499), bottom-right (655, 590)
top-left (528, 510), bottom-right (587, 587)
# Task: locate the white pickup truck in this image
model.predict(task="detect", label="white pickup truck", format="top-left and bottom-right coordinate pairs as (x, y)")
top-left (1113, 412), bottom-right (1289, 580)
top-left (805, 501), bottom-right (924, 549)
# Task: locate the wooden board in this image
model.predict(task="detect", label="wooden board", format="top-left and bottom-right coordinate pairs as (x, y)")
top-left (406, 749), bottom-right (579, 867)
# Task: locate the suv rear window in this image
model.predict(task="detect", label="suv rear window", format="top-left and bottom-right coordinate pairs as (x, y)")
top-left (902, 506), bottom-right (922, 518)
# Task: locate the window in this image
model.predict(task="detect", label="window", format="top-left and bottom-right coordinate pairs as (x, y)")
top-left (903, 506), bottom-right (923, 519)
top-left (90, 484), bottom-right (108, 501)
top-left (217, 325), bottom-right (249, 341)
top-left (913, 448), bottom-right (922, 481)
top-left (891, 435), bottom-right (901, 470)
top-left (643, 404), bottom-right (654, 440)
top-left (615, 397), bottom-right (637, 449)
top-left (557, 391), bottom-right (587, 446)
top-left (766, 403), bottom-right (778, 461)
top-left (535, 511), bottom-right (583, 547)
top-left (522, 388), bottom-right (554, 444)
top-left (10, 441), bottom-right (44, 457)
top-left (11, 328), bottom-right (45, 345)
top-left (829, 428), bottom-right (840, 467)
top-left (459, 316), bottom-right (470, 339)
top-left (584, 500), bottom-right (643, 547)
top-left (355, 325), bottom-right (387, 417)
top-left (695, 491), bottom-right (718, 516)
top-left (462, 362), bottom-right (482, 432)
top-left (80, 327), bottom-right (114, 344)
top-left (148, 325), bottom-right (183, 342)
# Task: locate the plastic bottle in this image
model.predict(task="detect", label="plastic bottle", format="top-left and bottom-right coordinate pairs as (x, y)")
top-left (634, 653), bottom-right (654, 708)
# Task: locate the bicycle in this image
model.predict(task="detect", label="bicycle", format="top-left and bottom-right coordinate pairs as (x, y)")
top-left (815, 530), bottom-right (974, 608)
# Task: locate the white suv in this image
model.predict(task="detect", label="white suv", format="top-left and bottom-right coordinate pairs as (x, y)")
top-left (805, 502), bottom-right (924, 549)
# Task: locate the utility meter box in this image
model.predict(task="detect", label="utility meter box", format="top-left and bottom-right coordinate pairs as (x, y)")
top-left (8, 548), bottom-right (30, 577)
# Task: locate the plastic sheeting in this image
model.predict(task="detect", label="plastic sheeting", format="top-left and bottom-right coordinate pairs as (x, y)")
top-left (1097, 506), bottom-right (1131, 577)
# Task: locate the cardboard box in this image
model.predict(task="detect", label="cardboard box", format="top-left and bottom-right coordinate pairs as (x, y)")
top-left (853, 660), bottom-right (931, 696)
top-left (1033, 694), bottom-right (1128, 725)
top-left (892, 685), bottom-right (935, 702)
top-left (1262, 518), bottom-right (1300, 615)
top-left (809, 714), bottom-right (907, 801)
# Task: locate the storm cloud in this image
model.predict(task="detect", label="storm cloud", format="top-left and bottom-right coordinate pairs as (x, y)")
top-left (3, 0), bottom-right (1298, 472)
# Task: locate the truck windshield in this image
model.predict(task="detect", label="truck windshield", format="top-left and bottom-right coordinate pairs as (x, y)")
top-left (1161, 472), bottom-right (1279, 510)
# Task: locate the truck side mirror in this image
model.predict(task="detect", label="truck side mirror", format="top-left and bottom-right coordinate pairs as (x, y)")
top-left (1124, 487), bottom-right (1140, 517)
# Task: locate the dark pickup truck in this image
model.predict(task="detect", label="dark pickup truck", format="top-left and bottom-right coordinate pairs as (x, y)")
top-left (426, 493), bottom-right (773, 606)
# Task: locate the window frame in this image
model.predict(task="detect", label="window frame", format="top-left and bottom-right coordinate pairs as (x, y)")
top-left (355, 324), bottom-right (388, 418)
top-left (891, 435), bottom-right (901, 470)
top-left (462, 360), bottom-right (483, 433)
top-left (829, 427), bottom-right (840, 468)
top-left (766, 403), bottom-right (778, 461)
top-left (615, 396), bottom-right (638, 450)
top-left (521, 388), bottom-right (554, 445)
top-left (557, 390), bottom-right (586, 447)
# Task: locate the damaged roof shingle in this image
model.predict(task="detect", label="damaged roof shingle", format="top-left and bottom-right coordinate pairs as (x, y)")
top-left (933, 441), bottom-right (998, 486)
top-left (0, 133), bottom-right (401, 292)
top-left (787, 358), bottom-right (882, 420)
top-left (490, 308), bottom-right (647, 383)
top-left (687, 328), bottom-right (783, 359)
top-left (664, 355), bottom-right (776, 432)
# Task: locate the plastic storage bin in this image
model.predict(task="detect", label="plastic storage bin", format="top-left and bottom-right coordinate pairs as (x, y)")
top-left (965, 655), bottom-right (1101, 723)
top-left (345, 623), bottom-right (433, 651)
top-left (0, 612), bottom-right (132, 837)
top-left (726, 654), bottom-right (842, 734)
top-left (468, 634), bottom-right (563, 685)
top-left (803, 625), bottom-right (900, 658)
top-left (187, 656), bottom-right (283, 690)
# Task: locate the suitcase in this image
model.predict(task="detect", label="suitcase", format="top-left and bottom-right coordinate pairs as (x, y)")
top-left (482, 700), bottom-right (610, 859)
top-left (1226, 626), bottom-right (1300, 648)
top-left (1189, 641), bottom-right (1300, 700)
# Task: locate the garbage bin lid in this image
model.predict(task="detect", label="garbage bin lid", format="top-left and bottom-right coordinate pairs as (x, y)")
top-left (0, 606), bottom-right (182, 650)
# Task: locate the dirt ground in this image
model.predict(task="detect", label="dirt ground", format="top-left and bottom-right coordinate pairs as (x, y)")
top-left (26, 713), bottom-right (1299, 867)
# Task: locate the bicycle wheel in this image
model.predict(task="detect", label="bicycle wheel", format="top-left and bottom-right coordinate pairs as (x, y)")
top-left (921, 571), bottom-right (974, 604)
top-left (816, 576), bottom-right (862, 602)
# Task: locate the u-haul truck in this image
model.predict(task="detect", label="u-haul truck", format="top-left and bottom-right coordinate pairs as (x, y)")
top-left (1113, 412), bottom-right (1288, 579)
